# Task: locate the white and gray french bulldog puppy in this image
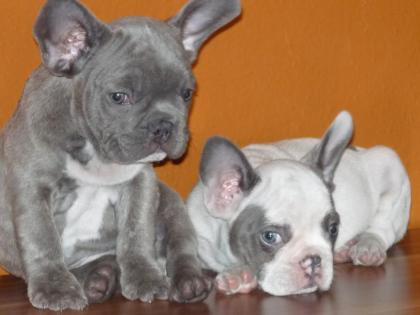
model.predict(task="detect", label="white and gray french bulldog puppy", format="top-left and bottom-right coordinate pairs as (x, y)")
top-left (187, 111), bottom-right (410, 296)
top-left (0, 0), bottom-right (240, 310)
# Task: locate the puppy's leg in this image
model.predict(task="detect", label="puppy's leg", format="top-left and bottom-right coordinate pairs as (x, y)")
top-left (355, 147), bottom-right (410, 266)
top-left (337, 146), bottom-right (410, 267)
top-left (158, 182), bottom-right (213, 303)
top-left (215, 266), bottom-right (257, 295)
top-left (335, 232), bottom-right (389, 266)
top-left (72, 255), bottom-right (119, 304)
top-left (335, 233), bottom-right (386, 266)
top-left (12, 186), bottom-right (87, 310)
top-left (116, 166), bottom-right (169, 303)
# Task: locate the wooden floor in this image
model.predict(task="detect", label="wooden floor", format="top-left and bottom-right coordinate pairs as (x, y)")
top-left (1, 229), bottom-right (420, 315)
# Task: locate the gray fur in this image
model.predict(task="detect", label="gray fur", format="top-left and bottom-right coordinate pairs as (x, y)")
top-left (200, 136), bottom-right (260, 192)
top-left (72, 255), bottom-right (120, 304)
top-left (156, 182), bottom-right (213, 303)
top-left (321, 211), bottom-right (340, 247)
top-left (0, 0), bottom-right (240, 310)
top-left (229, 205), bottom-right (292, 274)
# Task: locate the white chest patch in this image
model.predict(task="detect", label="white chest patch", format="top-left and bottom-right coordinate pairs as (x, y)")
top-left (61, 185), bottom-right (119, 262)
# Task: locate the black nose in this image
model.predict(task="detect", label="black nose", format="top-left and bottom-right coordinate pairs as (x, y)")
top-left (148, 120), bottom-right (174, 145)
top-left (310, 255), bottom-right (322, 268)
top-left (300, 254), bottom-right (322, 273)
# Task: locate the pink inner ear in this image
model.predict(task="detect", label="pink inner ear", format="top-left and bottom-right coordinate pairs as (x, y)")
top-left (63, 25), bottom-right (88, 60)
top-left (220, 175), bottom-right (241, 202)
top-left (48, 25), bottom-right (88, 72)
top-left (205, 171), bottom-right (242, 218)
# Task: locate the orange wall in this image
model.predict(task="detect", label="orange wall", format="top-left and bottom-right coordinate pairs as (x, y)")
top-left (0, 0), bottom-right (419, 233)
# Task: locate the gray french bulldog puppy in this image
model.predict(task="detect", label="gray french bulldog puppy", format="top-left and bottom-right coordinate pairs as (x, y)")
top-left (0, 0), bottom-right (240, 311)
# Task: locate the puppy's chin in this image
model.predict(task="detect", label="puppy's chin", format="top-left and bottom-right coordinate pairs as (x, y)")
top-left (291, 281), bottom-right (332, 295)
top-left (260, 281), bottom-right (323, 297)
top-left (164, 147), bottom-right (187, 160)
top-left (160, 141), bottom-right (189, 160)
top-left (161, 133), bottom-right (190, 160)
top-left (291, 285), bottom-right (319, 295)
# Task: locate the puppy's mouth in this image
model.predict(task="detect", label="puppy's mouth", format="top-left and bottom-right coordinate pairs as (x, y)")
top-left (295, 273), bottom-right (330, 295)
top-left (136, 149), bottom-right (167, 163)
top-left (136, 137), bottom-right (187, 162)
top-left (103, 136), bottom-right (186, 164)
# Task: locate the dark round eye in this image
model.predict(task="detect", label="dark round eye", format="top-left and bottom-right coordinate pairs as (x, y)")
top-left (329, 224), bottom-right (339, 237)
top-left (181, 88), bottom-right (194, 102)
top-left (260, 231), bottom-right (281, 246)
top-left (110, 92), bottom-right (130, 105)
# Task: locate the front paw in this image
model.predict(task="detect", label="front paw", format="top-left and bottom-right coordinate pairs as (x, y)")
top-left (28, 271), bottom-right (87, 311)
top-left (349, 233), bottom-right (387, 266)
top-left (334, 238), bottom-right (358, 263)
top-left (215, 266), bottom-right (257, 295)
top-left (170, 270), bottom-right (213, 303)
top-left (121, 267), bottom-right (168, 303)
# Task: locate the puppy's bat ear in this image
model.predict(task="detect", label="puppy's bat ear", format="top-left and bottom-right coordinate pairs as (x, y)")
top-left (199, 136), bottom-right (260, 220)
top-left (302, 111), bottom-right (354, 188)
top-left (168, 0), bottom-right (241, 63)
top-left (34, 0), bottom-right (111, 77)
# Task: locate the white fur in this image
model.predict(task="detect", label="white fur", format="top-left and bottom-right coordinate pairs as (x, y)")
top-left (189, 184), bottom-right (238, 271)
top-left (187, 138), bottom-right (410, 296)
top-left (61, 185), bottom-right (118, 269)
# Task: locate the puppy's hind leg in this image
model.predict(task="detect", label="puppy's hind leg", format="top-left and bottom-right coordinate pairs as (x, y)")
top-left (157, 182), bottom-right (213, 303)
top-left (71, 255), bottom-right (119, 304)
top-left (348, 146), bottom-right (411, 266)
